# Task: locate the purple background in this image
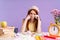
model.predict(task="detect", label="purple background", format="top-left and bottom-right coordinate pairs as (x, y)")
top-left (0, 0), bottom-right (60, 32)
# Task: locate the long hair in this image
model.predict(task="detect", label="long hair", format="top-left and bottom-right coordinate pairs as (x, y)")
top-left (27, 9), bottom-right (38, 16)
top-left (25, 9), bottom-right (38, 32)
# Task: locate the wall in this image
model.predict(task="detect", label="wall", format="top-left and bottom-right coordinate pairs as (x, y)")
top-left (0, 0), bottom-right (60, 32)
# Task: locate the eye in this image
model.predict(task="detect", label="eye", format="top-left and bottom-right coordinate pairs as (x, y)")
top-left (30, 13), bottom-right (32, 14)
top-left (30, 13), bottom-right (36, 15)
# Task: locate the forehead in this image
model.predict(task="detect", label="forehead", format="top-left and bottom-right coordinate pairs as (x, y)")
top-left (30, 10), bottom-right (36, 14)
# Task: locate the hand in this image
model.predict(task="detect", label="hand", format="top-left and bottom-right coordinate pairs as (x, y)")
top-left (26, 15), bottom-right (31, 20)
top-left (34, 15), bottom-right (40, 19)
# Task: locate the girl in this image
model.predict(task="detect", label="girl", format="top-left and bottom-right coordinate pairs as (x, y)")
top-left (21, 6), bottom-right (41, 34)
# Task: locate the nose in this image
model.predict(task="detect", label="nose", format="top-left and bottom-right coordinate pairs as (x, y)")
top-left (32, 13), bottom-right (35, 16)
top-left (31, 14), bottom-right (35, 17)
top-left (30, 14), bottom-right (34, 18)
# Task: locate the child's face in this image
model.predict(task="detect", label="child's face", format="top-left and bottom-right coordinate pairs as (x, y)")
top-left (29, 10), bottom-right (36, 20)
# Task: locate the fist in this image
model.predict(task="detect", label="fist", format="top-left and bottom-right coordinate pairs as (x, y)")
top-left (34, 15), bottom-right (39, 19)
top-left (26, 15), bottom-right (31, 20)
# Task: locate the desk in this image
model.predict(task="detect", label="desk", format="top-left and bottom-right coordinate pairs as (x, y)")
top-left (0, 32), bottom-right (60, 40)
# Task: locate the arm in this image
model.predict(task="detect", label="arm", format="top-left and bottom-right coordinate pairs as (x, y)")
top-left (37, 17), bottom-right (41, 33)
top-left (21, 15), bottom-right (30, 33)
top-left (21, 19), bottom-right (28, 33)
top-left (35, 15), bottom-right (41, 33)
